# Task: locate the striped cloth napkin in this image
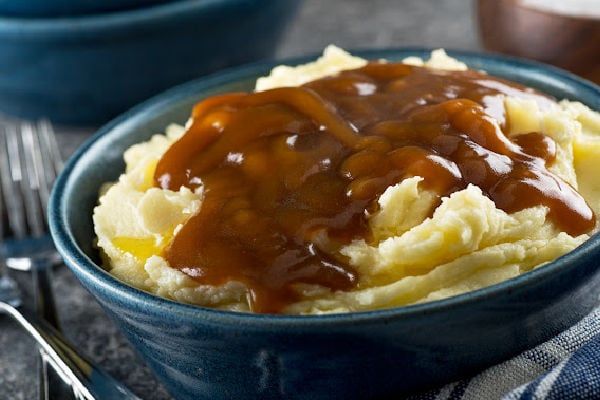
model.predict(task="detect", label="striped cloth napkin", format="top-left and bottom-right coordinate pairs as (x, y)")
top-left (410, 305), bottom-right (600, 400)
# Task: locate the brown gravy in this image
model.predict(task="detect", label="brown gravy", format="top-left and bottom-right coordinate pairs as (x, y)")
top-left (154, 62), bottom-right (596, 313)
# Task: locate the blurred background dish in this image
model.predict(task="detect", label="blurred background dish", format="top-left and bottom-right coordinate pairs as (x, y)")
top-left (477, 0), bottom-right (600, 85)
top-left (0, 0), bottom-right (176, 17)
top-left (0, 0), bottom-right (300, 125)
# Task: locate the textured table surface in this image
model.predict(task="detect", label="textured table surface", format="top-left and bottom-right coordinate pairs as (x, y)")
top-left (0, 1), bottom-right (478, 398)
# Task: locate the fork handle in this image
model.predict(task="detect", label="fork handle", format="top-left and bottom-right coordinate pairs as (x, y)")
top-left (32, 263), bottom-right (72, 400)
top-left (0, 302), bottom-right (141, 400)
top-left (33, 264), bottom-right (60, 329)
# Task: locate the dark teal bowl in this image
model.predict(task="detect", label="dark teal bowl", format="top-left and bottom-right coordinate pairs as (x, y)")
top-left (0, 0), bottom-right (299, 125)
top-left (49, 49), bottom-right (600, 400)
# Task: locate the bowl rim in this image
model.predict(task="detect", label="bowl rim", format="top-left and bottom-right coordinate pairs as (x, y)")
top-left (0, 0), bottom-right (278, 36)
top-left (49, 47), bottom-right (600, 327)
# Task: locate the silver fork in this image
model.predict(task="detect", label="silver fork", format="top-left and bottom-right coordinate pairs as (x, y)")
top-left (0, 119), bottom-right (66, 399)
top-left (1, 120), bottom-right (63, 321)
top-left (1, 120), bottom-right (63, 273)
top-left (0, 120), bottom-right (141, 400)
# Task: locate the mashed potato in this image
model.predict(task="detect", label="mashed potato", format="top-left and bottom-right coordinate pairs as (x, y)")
top-left (94, 46), bottom-right (600, 314)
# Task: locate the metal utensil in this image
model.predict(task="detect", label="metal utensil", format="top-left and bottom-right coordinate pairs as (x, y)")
top-left (0, 282), bottom-right (142, 400)
top-left (0, 119), bottom-right (141, 399)
top-left (0, 119), bottom-right (66, 399)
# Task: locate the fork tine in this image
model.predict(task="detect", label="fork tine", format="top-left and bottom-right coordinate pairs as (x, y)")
top-left (0, 124), bottom-right (27, 239)
top-left (35, 120), bottom-right (63, 224)
top-left (20, 121), bottom-right (46, 237)
top-left (38, 120), bottom-right (63, 174)
top-left (0, 127), bottom-right (5, 241)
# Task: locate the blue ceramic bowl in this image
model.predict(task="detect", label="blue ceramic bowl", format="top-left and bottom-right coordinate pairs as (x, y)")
top-left (49, 49), bottom-right (600, 400)
top-left (0, 0), bottom-right (299, 125)
top-left (0, 0), bottom-right (174, 17)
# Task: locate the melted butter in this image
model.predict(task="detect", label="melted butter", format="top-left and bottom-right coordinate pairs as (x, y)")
top-left (112, 236), bottom-right (163, 261)
top-left (153, 62), bottom-right (596, 313)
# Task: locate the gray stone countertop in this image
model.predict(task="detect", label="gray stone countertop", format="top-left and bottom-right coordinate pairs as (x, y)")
top-left (0, 1), bottom-right (478, 398)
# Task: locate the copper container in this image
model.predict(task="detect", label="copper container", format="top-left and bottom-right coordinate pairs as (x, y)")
top-left (477, 0), bottom-right (600, 84)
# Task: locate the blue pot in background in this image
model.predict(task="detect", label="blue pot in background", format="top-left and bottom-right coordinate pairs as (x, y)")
top-left (0, 0), bottom-right (300, 125)
top-left (0, 0), bottom-right (176, 17)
